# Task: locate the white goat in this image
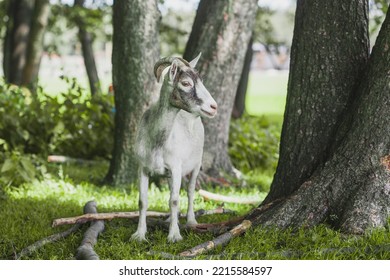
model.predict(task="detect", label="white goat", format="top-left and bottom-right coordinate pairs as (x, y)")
top-left (132, 53), bottom-right (217, 242)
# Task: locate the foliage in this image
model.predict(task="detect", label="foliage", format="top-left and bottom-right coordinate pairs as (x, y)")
top-left (0, 143), bottom-right (47, 187)
top-left (370, 0), bottom-right (390, 35)
top-left (46, 1), bottom-right (112, 55)
top-left (0, 78), bottom-right (114, 186)
top-left (159, 8), bottom-right (194, 56)
top-left (228, 114), bottom-right (281, 175)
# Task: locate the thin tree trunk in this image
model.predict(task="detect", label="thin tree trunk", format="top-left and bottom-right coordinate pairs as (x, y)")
top-left (184, 0), bottom-right (258, 178)
top-left (232, 36), bottom-right (253, 119)
top-left (4, 0), bottom-right (35, 85)
top-left (247, 0), bottom-right (389, 234)
top-left (105, 0), bottom-right (160, 185)
top-left (3, 0), bottom-right (15, 80)
top-left (22, 0), bottom-right (50, 88)
top-left (74, 0), bottom-right (101, 96)
top-left (265, 0), bottom-right (370, 203)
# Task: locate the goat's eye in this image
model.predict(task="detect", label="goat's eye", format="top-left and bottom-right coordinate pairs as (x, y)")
top-left (181, 81), bottom-right (191, 87)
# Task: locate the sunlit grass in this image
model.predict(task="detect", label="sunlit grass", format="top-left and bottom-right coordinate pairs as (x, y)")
top-left (246, 70), bottom-right (288, 117)
top-left (1, 163), bottom-right (389, 260)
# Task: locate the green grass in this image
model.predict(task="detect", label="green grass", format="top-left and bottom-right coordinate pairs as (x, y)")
top-left (246, 71), bottom-right (288, 117)
top-left (1, 163), bottom-right (389, 260)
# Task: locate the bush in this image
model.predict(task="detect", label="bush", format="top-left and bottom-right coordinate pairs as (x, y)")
top-left (0, 144), bottom-right (47, 187)
top-left (0, 78), bottom-right (114, 186)
top-left (228, 114), bottom-right (281, 174)
top-left (0, 77), bottom-right (114, 159)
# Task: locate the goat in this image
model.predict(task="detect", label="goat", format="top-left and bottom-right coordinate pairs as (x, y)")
top-left (132, 53), bottom-right (217, 242)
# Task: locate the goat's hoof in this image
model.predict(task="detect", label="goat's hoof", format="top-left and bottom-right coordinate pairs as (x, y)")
top-left (186, 220), bottom-right (198, 227)
top-left (167, 233), bottom-right (183, 243)
top-left (131, 231), bottom-right (147, 242)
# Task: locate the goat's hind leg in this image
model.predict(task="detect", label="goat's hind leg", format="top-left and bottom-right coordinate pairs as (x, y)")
top-left (132, 168), bottom-right (149, 242)
top-left (186, 166), bottom-right (200, 226)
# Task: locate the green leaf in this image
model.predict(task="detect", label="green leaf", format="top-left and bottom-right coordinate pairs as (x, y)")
top-left (20, 157), bottom-right (36, 178)
top-left (1, 159), bottom-right (15, 173)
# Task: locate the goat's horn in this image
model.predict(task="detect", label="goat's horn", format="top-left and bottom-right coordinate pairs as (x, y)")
top-left (154, 57), bottom-right (190, 82)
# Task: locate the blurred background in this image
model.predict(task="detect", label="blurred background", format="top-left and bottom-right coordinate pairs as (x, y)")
top-left (0, 0), bottom-right (297, 116)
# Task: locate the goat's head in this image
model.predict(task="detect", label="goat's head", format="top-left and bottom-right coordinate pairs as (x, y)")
top-left (154, 53), bottom-right (217, 118)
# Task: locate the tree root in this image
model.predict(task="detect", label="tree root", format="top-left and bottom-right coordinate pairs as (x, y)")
top-left (75, 201), bottom-right (105, 260)
top-left (198, 189), bottom-right (261, 205)
top-left (150, 243), bottom-right (390, 259)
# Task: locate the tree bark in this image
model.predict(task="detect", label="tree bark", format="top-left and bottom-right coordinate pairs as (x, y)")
top-left (265, 0), bottom-right (370, 203)
top-left (247, 0), bottom-right (389, 234)
top-left (3, 0), bottom-right (35, 85)
top-left (105, 0), bottom-right (160, 185)
top-left (184, 0), bottom-right (258, 177)
top-left (74, 0), bottom-right (102, 96)
top-left (22, 0), bottom-right (50, 88)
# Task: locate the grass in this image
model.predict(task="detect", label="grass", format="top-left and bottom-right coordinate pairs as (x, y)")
top-left (246, 70), bottom-right (288, 117)
top-left (1, 163), bottom-right (389, 260)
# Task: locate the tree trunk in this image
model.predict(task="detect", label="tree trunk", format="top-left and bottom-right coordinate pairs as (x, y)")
top-left (232, 36), bottom-right (253, 119)
top-left (3, 0), bottom-right (15, 80)
top-left (247, 0), bottom-right (389, 234)
top-left (105, 0), bottom-right (160, 185)
top-left (184, 0), bottom-right (258, 178)
top-left (265, 0), bottom-right (370, 203)
top-left (74, 0), bottom-right (101, 96)
top-left (22, 0), bottom-right (50, 88)
top-left (3, 0), bottom-right (35, 85)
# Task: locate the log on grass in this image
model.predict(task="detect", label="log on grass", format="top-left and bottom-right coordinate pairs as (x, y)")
top-left (75, 201), bottom-right (105, 260)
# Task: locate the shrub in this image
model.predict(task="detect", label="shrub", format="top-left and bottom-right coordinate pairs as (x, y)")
top-left (228, 114), bottom-right (281, 174)
top-left (0, 144), bottom-right (47, 187)
top-left (0, 77), bottom-right (114, 159)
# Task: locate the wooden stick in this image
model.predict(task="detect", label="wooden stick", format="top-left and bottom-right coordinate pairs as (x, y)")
top-left (179, 219), bottom-right (252, 257)
top-left (52, 211), bottom-right (169, 227)
top-left (15, 224), bottom-right (81, 260)
top-left (75, 201), bottom-right (105, 260)
top-left (198, 189), bottom-right (261, 205)
top-left (52, 207), bottom-right (235, 227)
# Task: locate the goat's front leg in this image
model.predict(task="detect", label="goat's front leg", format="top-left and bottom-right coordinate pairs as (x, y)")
top-left (168, 167), bottom-right (183, 242)
top-left (132, 168), bottom-right (149, 242)
top-left (186, 166), bottom-right (200, 226)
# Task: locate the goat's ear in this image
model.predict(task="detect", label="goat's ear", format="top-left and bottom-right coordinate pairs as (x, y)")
top-left (189, 52), bottom-right (202, 68)
top-left (169, 59), bottom-right (179, 82)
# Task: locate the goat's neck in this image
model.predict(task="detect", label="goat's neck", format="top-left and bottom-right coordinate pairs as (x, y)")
top-left (154, 83), bottom-right (181, 133)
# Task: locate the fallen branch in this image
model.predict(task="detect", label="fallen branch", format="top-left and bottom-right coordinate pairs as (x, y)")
top-left (179, 219), bottom-right (252, 257)
top-left (15, 224), bottom-right (81, 260)
top-left (52, 206), bottom-right (235, 227)
top-left (75, 201), bottom-right (105, 260)
top-left (52, 211), bottom-right (168, 227)
top-left (199, 189), bottom-right (261, 205)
